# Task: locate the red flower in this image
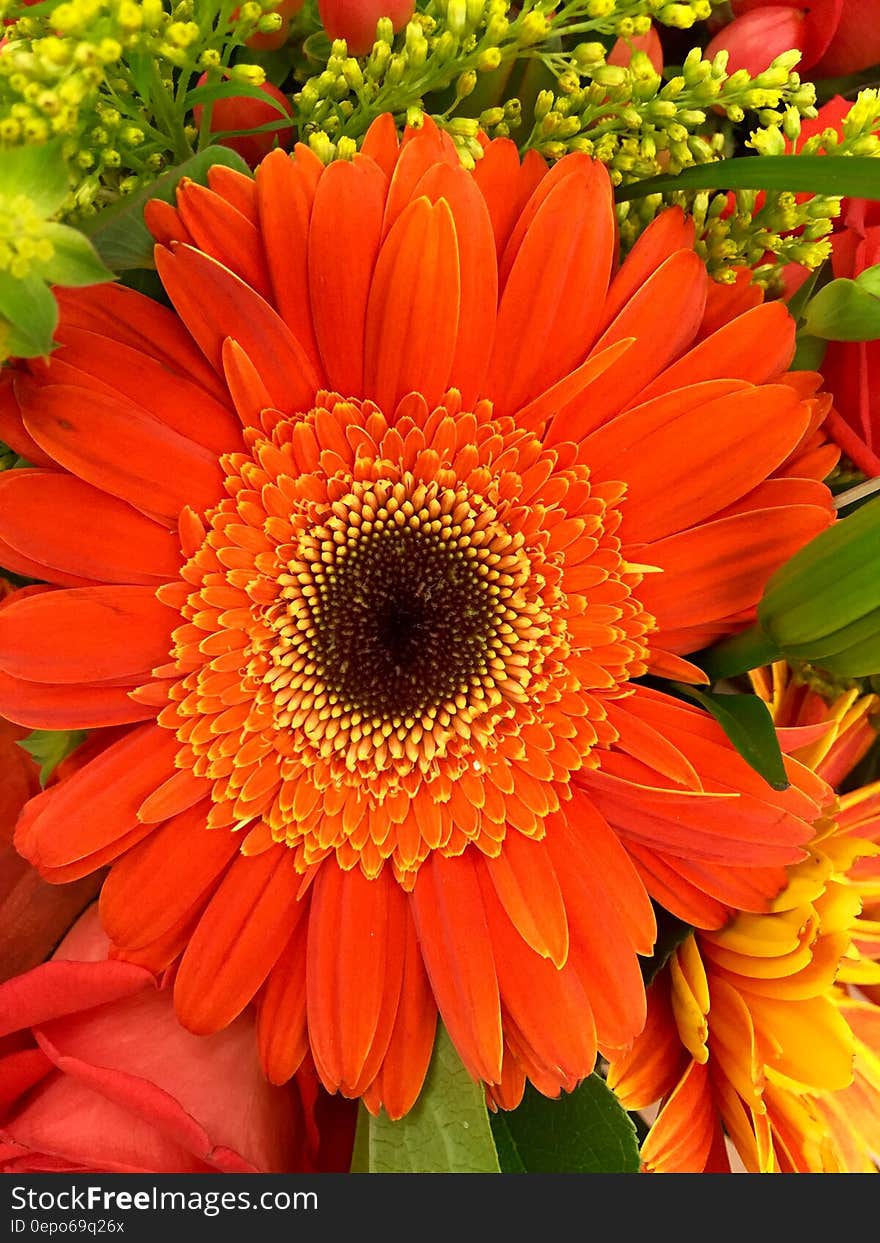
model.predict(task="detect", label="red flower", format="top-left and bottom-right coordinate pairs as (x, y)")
top-left (706, 0), bottom-right (880, 78)
top-left (0, 907), bottom-right (355, 1173)
top-left (193, 77), bottom-right (294, 168)
top-left (784, 97), bottom-right (880, 476)
top-left (317, 0), bottom-right (415, 56)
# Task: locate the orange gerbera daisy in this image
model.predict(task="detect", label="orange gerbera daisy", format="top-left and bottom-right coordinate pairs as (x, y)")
top-left (607, 664), bottom-right (880, 1171)
top-left (0, 117), bottom-right (838, 1115)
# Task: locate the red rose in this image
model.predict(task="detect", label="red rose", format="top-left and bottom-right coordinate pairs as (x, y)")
top-left (706, 0), bottom-right (880, 78)
top-left (0, 908), bottom-right (355, 1172)
top-left (193, 76), bottom-right (295, 168)
top-left (317, 0), bottom-right (415, 56)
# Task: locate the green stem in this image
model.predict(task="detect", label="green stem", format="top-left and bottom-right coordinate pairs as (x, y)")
top-left (698, 624), bottom-right (781, 683)
top-left (147, 59), bottom-right (193, 164)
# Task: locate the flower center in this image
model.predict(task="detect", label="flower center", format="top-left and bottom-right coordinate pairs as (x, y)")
top-left (281, 479), bottom-right (522, 724)
top-left (156, 392), bottom-right (654, 881)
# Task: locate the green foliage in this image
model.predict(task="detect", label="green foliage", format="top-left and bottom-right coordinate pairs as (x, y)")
top-left (351, 1026), bottom-right (501, 1173)
top-left (672, 684), bottom-right (790, 790)
top-left (83, 143), bottom-right (250, 270)
top-left (0, 139), bottom-right (114, 356)
top-left (802, 263), bottom-right (880, 341)
top-left (490, 1075), bottom-right (640, 1173)
top-left (17, 728), bottom-right (88, 786)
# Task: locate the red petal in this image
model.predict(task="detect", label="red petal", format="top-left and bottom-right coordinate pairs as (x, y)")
top-left (20, 383), bottom-right (224, 523)
top-left (0, 470), bottom-right (181, 584)
top-left (410, 851), bottom-right (503, 1084)
top-left (0, 585), bottom-right (173, 683)
top-left (173, 847), bottom-right (302, 1034)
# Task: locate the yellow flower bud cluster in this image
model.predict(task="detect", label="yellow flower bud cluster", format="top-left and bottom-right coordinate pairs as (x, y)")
top-left (293, 0), bottom-right (730, 168)
top-left (0, 0), bottom-right (276, 221)
top-left (522, 45), bottom-right (812, 193)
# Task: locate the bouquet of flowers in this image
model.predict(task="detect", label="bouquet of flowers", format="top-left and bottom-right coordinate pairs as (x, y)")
top-left (1, 0), bottom-right (879, 1177)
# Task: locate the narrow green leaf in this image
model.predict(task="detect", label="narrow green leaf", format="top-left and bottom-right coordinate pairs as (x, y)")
top-left (0, 139), bottom-right (69, 215)
top-left (802, 275), bottom-right (880, 341)
top-left (355, 1026), bottom-right (501, 1173)
top-left (489, 1076), bottom-right (640, 1173)
top-left (0, 271), bottom-right (58, 356)
top-left (17, 728), bottom-right (87, 786)
top-left (185, 79), bottom-right (291, 114)
top-left (36, 224), bottom-right (116, 289)
top-left (615, 155), bottom-right (880, 203)
top-left (82, 146), bottom-right (251, 271)
top-left (672, 685), bottom-right (789, 790)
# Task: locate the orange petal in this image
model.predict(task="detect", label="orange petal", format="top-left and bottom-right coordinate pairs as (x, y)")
top-left (486, 162), bottom-right (615, 416)
top-left (306, 864), bottom-right (402, 1094)
top-left (483, 830), bottom-right (569, 967)
top-left (638, 302), bottom-right (796, 400)
top-left (364, 197), bottom-right (460, 412)
top-left (636, 503), bottom-right (834, 636)
top-left (20, 383), bottom-right (224, 523)
top-left (594, 383), bottom-right (810, 543)
top-left (0, 470), bottom-right (181, 584)
top-left (255, 145), bottom-right (324, 375)
top-left (410, 851), bottom-right (503, 1084)
top-left (0, 668), bottom-right (153, 730)
top-left (174, 846), bottom-right (302, 1034)
top-left (14, 722), bottom-right (177, 872)
top-left (307, 156), bottom-right (386, 398)
top-left (155, 244), bottom-right (321, 413)
top-left (100, 800), bottom-right (238, 951)
top-left (598, 205), bottom-right (695, 331)
top-left (0, 585), bottom-right (173, 684)
top-left (175, 179), bottom-right (272, 300)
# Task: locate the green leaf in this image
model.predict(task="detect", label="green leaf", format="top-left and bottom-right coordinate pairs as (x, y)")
top-left (672, 684), bottom-right (789, 790)
top-left (695, 622), bottom-right (781, 682)
top-left (17, 728), bottom-right (87, 786)
top-left (0, 139), bottom-right (70, 216)
top-left (186, 79), bottom-right (291, 114)
top-left (490, 1075), bottom-right (640, 1173)
top-left (351, 1026), bottom-right (501, 1173)
top-left (791, 331), bottom-right (827, 370)
top-left (615, 155), bottom-right (880, 203)
top-left (802, 274), bottom-right (880, 340)
top-left (0, 271), bottom-right (58, 357)
top-left (759, 496), bottom-right (880, 647)
top-left (857, 264), bottom-right (880, 299)
top-left (36, 223), bottom-right (116, 289)
top-left (82, 145), bottom-right (251, 271)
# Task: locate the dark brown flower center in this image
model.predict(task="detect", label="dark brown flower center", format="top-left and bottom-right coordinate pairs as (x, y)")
top-left (306, 521), bottom-right (501, 721)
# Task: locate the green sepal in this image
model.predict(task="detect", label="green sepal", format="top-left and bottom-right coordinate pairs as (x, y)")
top-left (490, 1075), bottom-right (640, 1173)
top-left (17, 728), bottom-right (88, 787)
top-left (672, 684), bottom-right (789, 790)
top-left (350, 1025), bottom-right (501, 1173)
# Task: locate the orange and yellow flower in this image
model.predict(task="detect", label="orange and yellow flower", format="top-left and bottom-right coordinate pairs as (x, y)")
top-left (0, 118), bottom-right (840, 1114)
top-left (607, 664), bottom-right (880, 1172)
